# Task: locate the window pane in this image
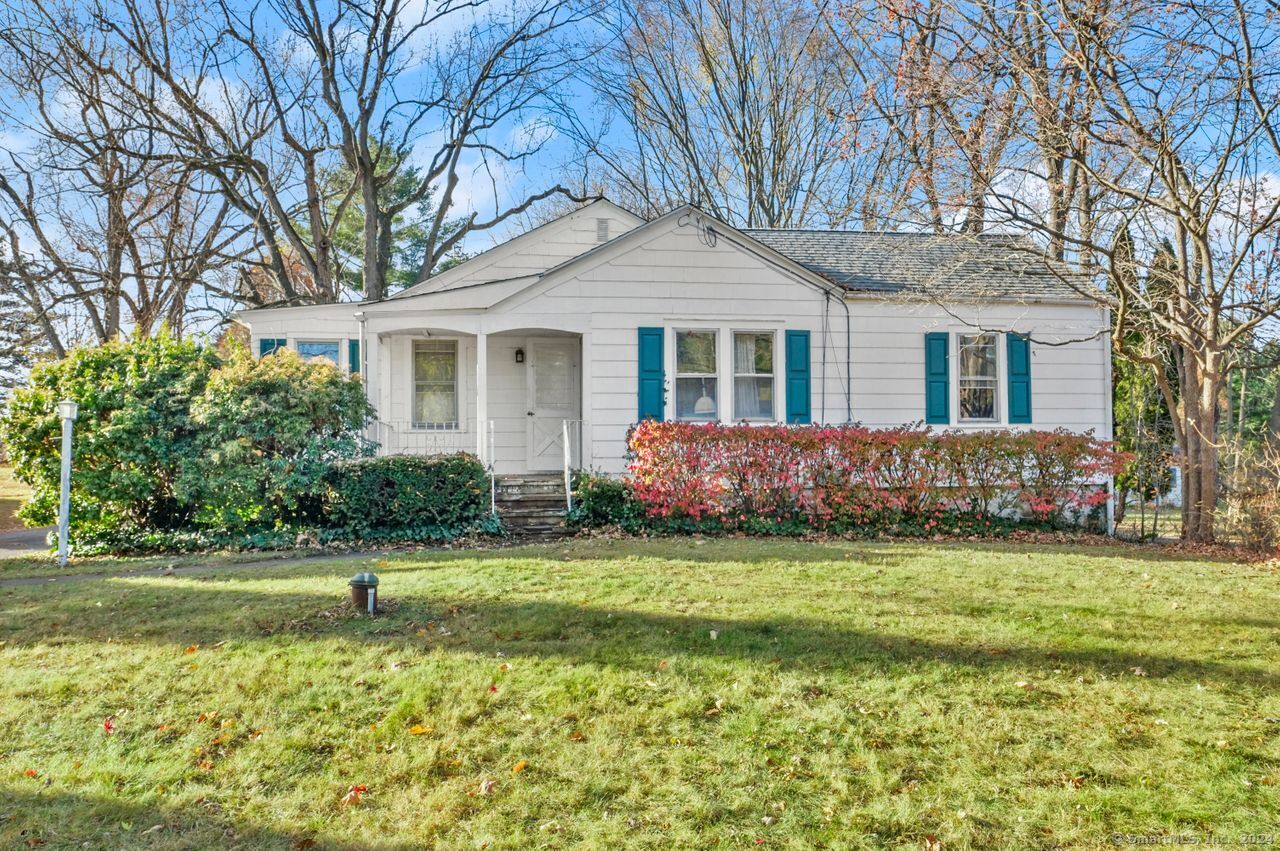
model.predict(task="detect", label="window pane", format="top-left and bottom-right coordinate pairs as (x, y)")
top-left (297, 341), bottom-right (340, 365)
top-left (676, 331), bottom-right (716, 374)
top-left (413, 341), bottom-right (457, 427)
top-left (734, 376), bottom-right (774, 420)
top-left (415, 387), bottom-right (457, 425)
top-left (959, 334), bottom-right (997, 379)
top-left (676, 377), bottom-right (717, 420)
top-left (415, 347), bottom-right (456, 381)
top-left (959, 386), bottom-right (995, 420)
top-left (734, 332), bottom-right (773, 375)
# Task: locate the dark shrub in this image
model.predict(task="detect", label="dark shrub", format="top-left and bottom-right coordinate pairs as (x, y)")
top-left (324, 453), bottom-right (497, 541)
top-left (568, 471), bottom-right (643, 530)
top-left (0, 332), bottom-right (218, 537)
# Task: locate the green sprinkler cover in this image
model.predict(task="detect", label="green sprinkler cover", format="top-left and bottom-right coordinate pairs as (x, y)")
top-left (349, 572), bottom-right (380, 587)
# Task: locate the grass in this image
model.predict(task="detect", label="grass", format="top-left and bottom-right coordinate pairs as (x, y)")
top-left (0, 537), bottom-right (1276, 849)
top-left (0, 465), bottom-right (33, 533)
top-left (0, 548), bottom-right (349, 581)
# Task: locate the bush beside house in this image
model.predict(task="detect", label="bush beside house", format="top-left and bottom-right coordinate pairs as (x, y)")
top-left (0, 335), bottom-right (496, 554)
top-left (571, 421), bottom-right (1126, 536)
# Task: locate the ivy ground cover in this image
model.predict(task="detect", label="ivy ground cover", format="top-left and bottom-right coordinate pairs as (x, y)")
top-left (1, 538), bottom-right (1276, 848)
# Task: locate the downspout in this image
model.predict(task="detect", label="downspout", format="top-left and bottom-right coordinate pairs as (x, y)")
top-left (840, 292), bottom-right (853, 423)
top-left (821, 292), bottom-right (830, 423)
top-left (354, 310), bottom-right (370, 441)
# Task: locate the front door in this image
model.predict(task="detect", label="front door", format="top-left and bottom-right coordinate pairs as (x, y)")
top-left (526, 338), bottom-right (580, 471)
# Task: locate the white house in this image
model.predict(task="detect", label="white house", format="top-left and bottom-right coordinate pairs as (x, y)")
top-left (237, 200), bottom-right (1112, 482)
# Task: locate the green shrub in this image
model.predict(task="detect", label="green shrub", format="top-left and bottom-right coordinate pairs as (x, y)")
top-left (323, 453), bottom-right (496, 541)
top-left (177, 346), bottom-right (372, 534)
top-left (568, 471), bottom-right (644, 530)
top-left (0, 332), bottom-right (218, 533)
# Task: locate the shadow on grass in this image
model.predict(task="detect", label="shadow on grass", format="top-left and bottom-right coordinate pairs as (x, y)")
top-left (3, 573), bottom-right (1274, 692)
top-left (0, 786), bottom-right (393, 851)
top-left (477, 535), bottom-right (1255, 567)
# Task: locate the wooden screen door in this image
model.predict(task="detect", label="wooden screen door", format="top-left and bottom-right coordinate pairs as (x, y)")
top-left (526, 338), bottom-right (579, 471)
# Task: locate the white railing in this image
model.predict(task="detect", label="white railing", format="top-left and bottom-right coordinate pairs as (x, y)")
top-left (373, 421), bottom-right (473, 456)
top-left (562, 419), bottom-right (583, 511)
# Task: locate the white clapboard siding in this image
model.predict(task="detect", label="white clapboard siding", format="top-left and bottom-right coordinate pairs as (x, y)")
top-left (241, 210), bottom-right (1111, 477)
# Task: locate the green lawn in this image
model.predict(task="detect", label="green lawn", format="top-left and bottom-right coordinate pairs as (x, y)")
top-left (0, 465), bottom-right (32, 532)
top-left (1, 538), bottom-right (1276, 849)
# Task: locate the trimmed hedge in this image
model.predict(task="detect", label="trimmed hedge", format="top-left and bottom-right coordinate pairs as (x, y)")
top-left (324, 454), bottom-right (497, 542)
top-left (572, 421), bottom-right (1126, 536)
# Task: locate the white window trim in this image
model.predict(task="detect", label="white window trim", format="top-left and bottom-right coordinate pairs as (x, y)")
top-left (412, 338), bottom-right (461, 431)
top-left (952, 330), bottom-right (1004, 427)
top-left (673, 327), bottom-right (721, 422)
top-left (665, 323), bottom-right (785, 425)
top-left (731, 328), bottom-right (780, 422)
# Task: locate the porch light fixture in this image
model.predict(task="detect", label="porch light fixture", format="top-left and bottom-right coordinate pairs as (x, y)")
top-left (514, 347), bottom-right (525, 364)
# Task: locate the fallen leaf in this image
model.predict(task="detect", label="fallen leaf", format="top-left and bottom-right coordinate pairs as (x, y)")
top-left (249, 729), bottom-right (266, 740)
top-left (568, 730), bottom-right (587, 743)
top-left (197, 760), bottom-right (214, 771)
top-left (184, 645), bottom-right (198, 654)
top-left (1014, 681), bottom-right (1032, 690)
top-left (1131, 666), bottom-right (1148, 677)
top-left (341, 784), bottom-right (368, 806)
top-left (487, 683), bottom-right (499, 694)
top-left (408, 724), bottom-right (433, 736)
top-left (23, 769), bottom-right (37, 778)
top-left (923, 836), bottom-right (943, 851)
top-left (291, 839), bottom-right (318, 850)
top-left (512, 760), bottom-right (528, 775)
top-left (102, 718), bottom-right (115, 734)
top-left (478, 778), bottom-right (498, 795)
top-left (141, 825), bottom-right (165, 836)
top-left (498, 663), bottom-right (511, 672)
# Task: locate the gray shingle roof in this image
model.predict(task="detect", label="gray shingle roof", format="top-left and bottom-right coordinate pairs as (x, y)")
top-left (741, 229), bottom-right (1091, 302)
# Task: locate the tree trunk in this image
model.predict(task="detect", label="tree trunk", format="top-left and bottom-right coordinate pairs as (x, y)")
top-left (1180, 358), bottom-right (1220, 542)
top-left (1264, 376), bottom-right (1280, 453)
top-left (361, 173), bottom-right (384, 301)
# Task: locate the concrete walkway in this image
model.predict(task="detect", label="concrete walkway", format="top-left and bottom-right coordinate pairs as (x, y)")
top-left (0, 549), bottom-right (391, 589)
top-left (0, 527), bottom-right (51, 560)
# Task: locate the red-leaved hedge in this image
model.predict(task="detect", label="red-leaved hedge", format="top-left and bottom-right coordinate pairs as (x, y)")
top-left (625, 421), bottom-right (1127, 532)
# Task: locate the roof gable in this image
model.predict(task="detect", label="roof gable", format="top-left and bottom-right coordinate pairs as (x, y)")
top-left (392, 199), bottom-right (644, 299)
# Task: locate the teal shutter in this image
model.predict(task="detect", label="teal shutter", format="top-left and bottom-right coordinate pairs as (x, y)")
top-left (1007, 332), bottom-right (1032, 424)
top-left (348, 338), bottom-right (360, 375)
top-left (637, 327), bottom-right (664, 421)
top-left (924, 332), bottom-right (950, 425)
top-left (259, 338), bottom-right (286, 357)
top-left (784, 330), bottom-right (811, 424)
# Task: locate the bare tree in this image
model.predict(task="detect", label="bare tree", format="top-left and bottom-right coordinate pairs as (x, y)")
top-left (0, 9), bottom-right (253, 350)
top-left (567, 0), bottom-right (898, 228)
top-left (975, 0), bottom-right (1280, 542)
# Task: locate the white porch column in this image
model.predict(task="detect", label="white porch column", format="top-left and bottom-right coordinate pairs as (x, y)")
top-left (475, 331), bottom-right (488, 463)
top-left (364, 331), bottom-right (382, 447)
top-left (580, 331), bottom-right (593, 470)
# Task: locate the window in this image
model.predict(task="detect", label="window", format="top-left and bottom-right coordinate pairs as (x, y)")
top-left (414, 340), bottom-right (458, 428)
top-left (675, 330), bottom-right (717, 420)
top-left (296, 340), bottom-right (340, 365)
top-left (957, 333), bottom-right (998, 421)
top-left (733, 331), bottom-right (775, 420)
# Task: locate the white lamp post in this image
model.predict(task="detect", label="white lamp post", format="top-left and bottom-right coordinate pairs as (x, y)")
top-left (56, 399), bottom-right (78, 567)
